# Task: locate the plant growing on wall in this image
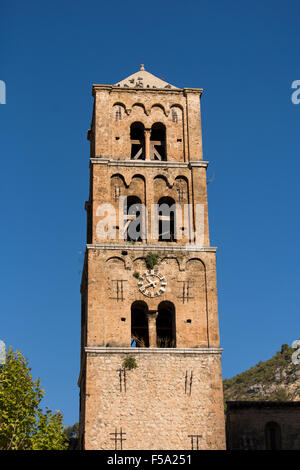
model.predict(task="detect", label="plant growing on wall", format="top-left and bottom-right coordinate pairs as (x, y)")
top-left (145, 252), bottom-right (159, 270)
top-left (122, 356), bottom-right (138, 370)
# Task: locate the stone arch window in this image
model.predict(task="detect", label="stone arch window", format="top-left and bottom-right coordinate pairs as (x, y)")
top-left (124, 195), bottom-right (143, 241)
top-left (265, 422), bottom-right (281, 450)
top-left (158, 196), bottom-right (176, 242)
top-left (111, 174), bottom-right (126, 202)
top-left (130, 122), bottom-right (145, 160)
top-left (131, 301), bottom-right (149, 347)
top-left (115, 106), bottom-right (122, 121)
top-left (156, 301), bottom-right (176, 347)
top-left (171, 109), bottom-right (178, 123)
top-left (150, 122), bottom-right (166, 161)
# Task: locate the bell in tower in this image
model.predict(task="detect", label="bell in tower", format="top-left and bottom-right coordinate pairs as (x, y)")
top-left (78, 65), bottom-right (226, 450)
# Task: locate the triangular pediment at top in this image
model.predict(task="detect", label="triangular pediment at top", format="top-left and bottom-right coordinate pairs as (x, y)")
top-left (115, 66), bottom-right (178, 90)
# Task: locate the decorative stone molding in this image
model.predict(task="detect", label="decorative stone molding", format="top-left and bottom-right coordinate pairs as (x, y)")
top-left (90, 158), bottom-right (209, 169)
top-left (85, 347), bottom-right (223, 355)
top-left (87, 243), bottom-right (217, 253)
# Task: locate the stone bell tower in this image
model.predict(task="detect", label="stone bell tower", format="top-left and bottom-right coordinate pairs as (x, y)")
top-left (78, 66), bottom-right (226, 450)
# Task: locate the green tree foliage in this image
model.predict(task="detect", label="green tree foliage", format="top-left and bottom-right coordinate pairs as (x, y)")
top-left (64, 422), bottom-right (79, 439)
top-left (223, 344), bottom-right (299, 402)
top-left (0, 347), bottom-right (68, 450)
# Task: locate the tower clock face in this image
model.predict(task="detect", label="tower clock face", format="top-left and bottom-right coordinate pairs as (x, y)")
top-left (138, 270), bottom-right (167, 298)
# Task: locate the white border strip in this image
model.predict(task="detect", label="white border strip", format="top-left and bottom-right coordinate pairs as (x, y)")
top-left (85, 347), bottom-right (222, 355)
top-left (90, 158), bottom-right (209, 168)
top-left (86, 244), bottom-right (217, 252)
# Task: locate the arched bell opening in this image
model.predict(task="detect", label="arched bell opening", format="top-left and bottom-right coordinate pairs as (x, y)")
top-left (131, 301), bottom-right (149, 348)
top-left (158, 196), bottom-right (176, 242)
top-left (156, 301), bottom-right (176, 347)
top-left (150, 122), bottom-right (166, 161)
top-left (130, 122), bottom-right (145, 160)
top-left (124, 195), bottom-right (143, 242)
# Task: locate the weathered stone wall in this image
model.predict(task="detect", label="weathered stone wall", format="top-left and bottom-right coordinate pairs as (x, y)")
top-left (226, 403), bottom-right (300, 450)
top-left (79, 71), bottom-right (225, 451)
top-left (83, 349), bottom-right (226, 450)
top-left (92, 87), bottom-right (203, 162)
top-left (89, 162), bottom-right (210, 246)
top-left (84, 247), bottom-right (220, 349)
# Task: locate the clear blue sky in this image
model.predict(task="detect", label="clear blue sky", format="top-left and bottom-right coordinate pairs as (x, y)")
top-left (1, 0), bottom-right (300, 426)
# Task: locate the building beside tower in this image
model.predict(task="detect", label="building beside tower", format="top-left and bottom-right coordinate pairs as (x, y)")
top-left (78, 66), bottom-right (226, 450)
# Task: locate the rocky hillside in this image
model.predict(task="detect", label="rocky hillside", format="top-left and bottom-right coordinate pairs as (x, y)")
top-left (223, 344), bottom-right (300, 403)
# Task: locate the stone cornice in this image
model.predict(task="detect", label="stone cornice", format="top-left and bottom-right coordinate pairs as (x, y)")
top-left (227, 401), bottom-right (300, 409)
top-left (92, 85), bottom-right (203, 96)
top-left (90, 158), bottom-right (209, 169)
top-left (189, 161), bottom-right (209, 167)
top-left (86, 243), bottom-right (217, 253)
top-left (183, 88), bottom-right (204, 95)
top-left (85, 347), bottom-right (222, 355)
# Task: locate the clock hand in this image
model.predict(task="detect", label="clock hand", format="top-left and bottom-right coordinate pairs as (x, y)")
top-left (144, 282), bottom-right (158, 288)
top-left (145, 278), bottom-right (158, 288)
